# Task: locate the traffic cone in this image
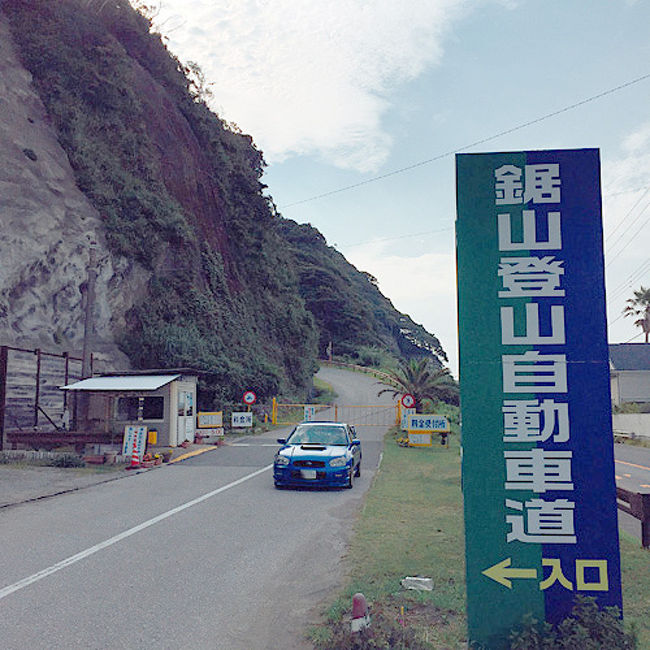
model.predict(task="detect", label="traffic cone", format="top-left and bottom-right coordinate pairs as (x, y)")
top-left (126, 434), bottom-right (140, 470)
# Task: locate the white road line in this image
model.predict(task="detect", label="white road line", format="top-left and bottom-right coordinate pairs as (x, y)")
top-left (0, 464), bottom-right (273, 601)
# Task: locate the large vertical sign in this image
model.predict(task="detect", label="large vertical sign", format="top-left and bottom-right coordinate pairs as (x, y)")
top-left (456, 149), bottom-right (622, 648)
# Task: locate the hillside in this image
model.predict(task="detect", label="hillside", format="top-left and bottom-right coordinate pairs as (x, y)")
top-left (278, 220), bottom-right (446, 364)
top-left (0, 0), bottom-right (447, 402)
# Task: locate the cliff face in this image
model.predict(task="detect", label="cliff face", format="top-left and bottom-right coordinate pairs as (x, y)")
top-left (0, 0), bottom-right (447, 402)
top-left (0, 14), bottom-right (145, 366)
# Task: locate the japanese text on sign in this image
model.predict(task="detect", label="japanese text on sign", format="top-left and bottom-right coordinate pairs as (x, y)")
top-left (407, 414), bottom-right (449, 432)
top-left (231, 412), bottom-right (253, 428)
top-left (496, 163), bottom-right (578, 550)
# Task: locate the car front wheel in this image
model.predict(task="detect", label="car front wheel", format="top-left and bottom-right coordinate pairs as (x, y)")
top-left (354, 461), bottom-right (361, 477)
top-left (346, 467), bottom-right (354, 489)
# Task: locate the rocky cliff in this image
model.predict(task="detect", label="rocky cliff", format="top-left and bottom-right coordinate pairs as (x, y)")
top-left (0, 0), bottom-right (446, 402)
top-left (0, 14), bottom-right (143, 367)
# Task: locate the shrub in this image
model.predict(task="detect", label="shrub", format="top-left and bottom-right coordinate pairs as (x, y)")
top-left (508, 596), bottom-right (636, 649)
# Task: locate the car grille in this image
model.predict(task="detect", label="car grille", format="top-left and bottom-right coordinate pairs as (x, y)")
top-left (294, 460), bottom-right (326, 468)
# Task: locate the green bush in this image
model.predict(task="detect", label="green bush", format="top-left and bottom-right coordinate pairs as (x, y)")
top-left (508, 597), bottom-right (636, 650)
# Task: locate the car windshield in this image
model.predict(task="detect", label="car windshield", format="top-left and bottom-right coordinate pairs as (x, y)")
top-left (287, 425), bottom-right (349, 446)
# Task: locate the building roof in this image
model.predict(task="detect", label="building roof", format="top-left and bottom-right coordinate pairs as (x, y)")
top-left (609, 343), bottom-right (650, 371)
top-left (61, 374), bottom-right (181, 391)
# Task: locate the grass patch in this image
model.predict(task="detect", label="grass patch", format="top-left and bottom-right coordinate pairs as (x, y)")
top-left (311, 429), bottom-right (649, 648)
top-left (621, 532), bottom-right (650, 647)
top-left (310, 430), bottom-right (467, 648)
top-left (313, 376), bottom-right (337, 404)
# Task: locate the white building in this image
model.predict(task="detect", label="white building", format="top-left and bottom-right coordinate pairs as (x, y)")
top-left (610, 343), bottom-right (650, 406)
top-left (61, 370), bottom-right (198, 448)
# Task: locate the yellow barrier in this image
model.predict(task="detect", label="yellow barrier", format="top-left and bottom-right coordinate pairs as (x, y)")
top-left (271, 398), bottom-right (398, 427)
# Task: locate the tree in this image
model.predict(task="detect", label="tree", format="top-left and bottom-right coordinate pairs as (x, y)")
top-left (623, 285), bottom-right (650, 343)
top-left (377, 358), bottom-right (459, 411)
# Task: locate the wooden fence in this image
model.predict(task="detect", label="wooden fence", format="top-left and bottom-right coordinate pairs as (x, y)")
top-left (617, 486), bottom-right (650, 548)
top-left (0, 345), bottom-right (94, 450)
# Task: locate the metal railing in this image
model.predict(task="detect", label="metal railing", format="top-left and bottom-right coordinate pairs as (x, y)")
top-left (617, 486), bottom-right (650, 548)
top-left (271, 397), bottom-right (399, 427)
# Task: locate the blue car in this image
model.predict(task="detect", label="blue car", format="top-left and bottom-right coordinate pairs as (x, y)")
top-left (273, 421), bottom-right (362, 489)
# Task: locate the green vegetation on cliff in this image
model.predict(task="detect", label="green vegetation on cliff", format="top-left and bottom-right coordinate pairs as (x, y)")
top-left (3, 0), bottom-right (447, 402)
top-left (277, 220), bottom-right (447, 365)
top-left (4, 0), bottom-right (318, 401)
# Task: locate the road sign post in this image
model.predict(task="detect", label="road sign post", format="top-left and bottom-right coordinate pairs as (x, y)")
top-left (243, 390), bottom-right (257, 408)
top-left (456, 149), bottom-right (622, 648)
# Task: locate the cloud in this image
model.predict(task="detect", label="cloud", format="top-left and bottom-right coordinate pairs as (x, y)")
top-left (144, 0), bottom-right (468, 172)
top-left (344, 240), bottom-right (459, 373)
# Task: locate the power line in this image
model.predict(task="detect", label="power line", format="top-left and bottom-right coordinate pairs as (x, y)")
top-left (342, 226), bottom-right (454, 249)
top-left (604, 187), bottom-right (650, 240)
top-left (280, 72), bottom-right (650, 209)
top-left (607, 257), bottom-right (650, 302)
top-left (623, 331), bottom-right (644, 344)
top-left (605, 205), bottom-right (650, 268)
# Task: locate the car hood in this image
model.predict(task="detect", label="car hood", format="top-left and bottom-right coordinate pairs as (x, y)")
top-left (278, 444), bottom-right (349, 459)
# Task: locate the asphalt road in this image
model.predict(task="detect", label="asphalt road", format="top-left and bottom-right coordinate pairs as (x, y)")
top-left (2, 366), bottom-right (646, 649)
top-left (0, 366), bottom-right (394, 650)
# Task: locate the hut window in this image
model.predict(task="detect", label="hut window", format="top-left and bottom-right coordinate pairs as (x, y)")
top-left (142, 396), bottom-right (164, 420)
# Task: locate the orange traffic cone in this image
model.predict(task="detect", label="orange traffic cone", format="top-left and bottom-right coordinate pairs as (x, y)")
top-left (126, 434), bottom-right (140, 470)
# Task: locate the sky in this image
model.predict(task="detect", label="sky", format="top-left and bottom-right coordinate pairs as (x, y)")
top-left (137, 0), bottom-right (650, 376)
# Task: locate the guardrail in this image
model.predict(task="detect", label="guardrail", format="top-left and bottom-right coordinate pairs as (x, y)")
top-left (320, 359), bottom-right (395, 384)
top-left (616, 486), bottom-right (650, 548)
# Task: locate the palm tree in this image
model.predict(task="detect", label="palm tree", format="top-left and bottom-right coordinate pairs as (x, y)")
top-left (377, 358), bottom-right (459, 411)
top-left (623, 286), bottom-right (650, 343)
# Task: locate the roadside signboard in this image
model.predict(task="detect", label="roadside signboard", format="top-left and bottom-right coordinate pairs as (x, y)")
top-left (231, 412), bottom-right (253, 428)
top-left (456, 149), bottom-right (622, 647)
top-left (242, 390), bottom-right (257, 405)
top-left (122, 425), bottom-right (147, 460)
top-left (407, 432), bottom-right (433, 447)
top-left (407, 414), bottom-right (449, 432)
top-left (400, 407), bottom-right (416, 431)
top-left (406, 413), bottom-right (449, 447)
top-left (304, 405), bottom-right (316, 421)
top-left (197, 411), bottom-right (223, 428)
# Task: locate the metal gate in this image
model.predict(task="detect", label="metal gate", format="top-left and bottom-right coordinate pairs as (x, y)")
top-left (271, 398), bottom-right (398, 427)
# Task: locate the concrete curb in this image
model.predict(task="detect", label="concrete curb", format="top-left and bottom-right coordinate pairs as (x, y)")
top-left (169, 446), bottom-right (219, 464)
top-left (0, 444), bottom-right (221, 509)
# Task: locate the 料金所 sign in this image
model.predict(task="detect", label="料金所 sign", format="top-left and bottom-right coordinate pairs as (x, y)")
top-left (456, 149), bottom-right (621, 648)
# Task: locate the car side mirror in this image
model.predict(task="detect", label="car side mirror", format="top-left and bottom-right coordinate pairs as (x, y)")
top-left (351, 439), bottom-right (361, 447)
top-left (277, 438), bottom-right (286, 444)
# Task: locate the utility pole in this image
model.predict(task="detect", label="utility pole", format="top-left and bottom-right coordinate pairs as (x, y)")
top-left (81, 243), bottom-right (97, 379)
top-left (78, 243), bottom-right (97, 431)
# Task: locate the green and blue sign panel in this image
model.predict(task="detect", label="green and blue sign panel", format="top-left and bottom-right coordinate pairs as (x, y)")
top-left (456, 149), bottom-right (622, 648)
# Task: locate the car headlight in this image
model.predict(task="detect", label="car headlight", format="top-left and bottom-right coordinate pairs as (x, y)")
top-left (275, 455), bottom-right (290, 466)
top-left (329, 456), bottom-right (348, 467)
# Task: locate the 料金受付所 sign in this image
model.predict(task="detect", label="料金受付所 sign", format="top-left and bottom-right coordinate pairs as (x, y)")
top-left (456, 149), bottom-right (621, 648)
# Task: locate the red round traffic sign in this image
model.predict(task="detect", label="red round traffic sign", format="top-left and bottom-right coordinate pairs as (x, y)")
top-left (243, 390), bottom-right (257, 405)
top-left (401, 393), bottom-right (415, 408)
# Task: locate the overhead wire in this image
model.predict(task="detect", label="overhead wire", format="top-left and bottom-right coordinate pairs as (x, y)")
top-left (341, 226), bottom-right (454, 250)
top-left (605, 206), bottom-right (650, 268)
top-left (280, 71), bottom-right (650, 209)
top-left (604, 187), bottom-right (650, 240)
